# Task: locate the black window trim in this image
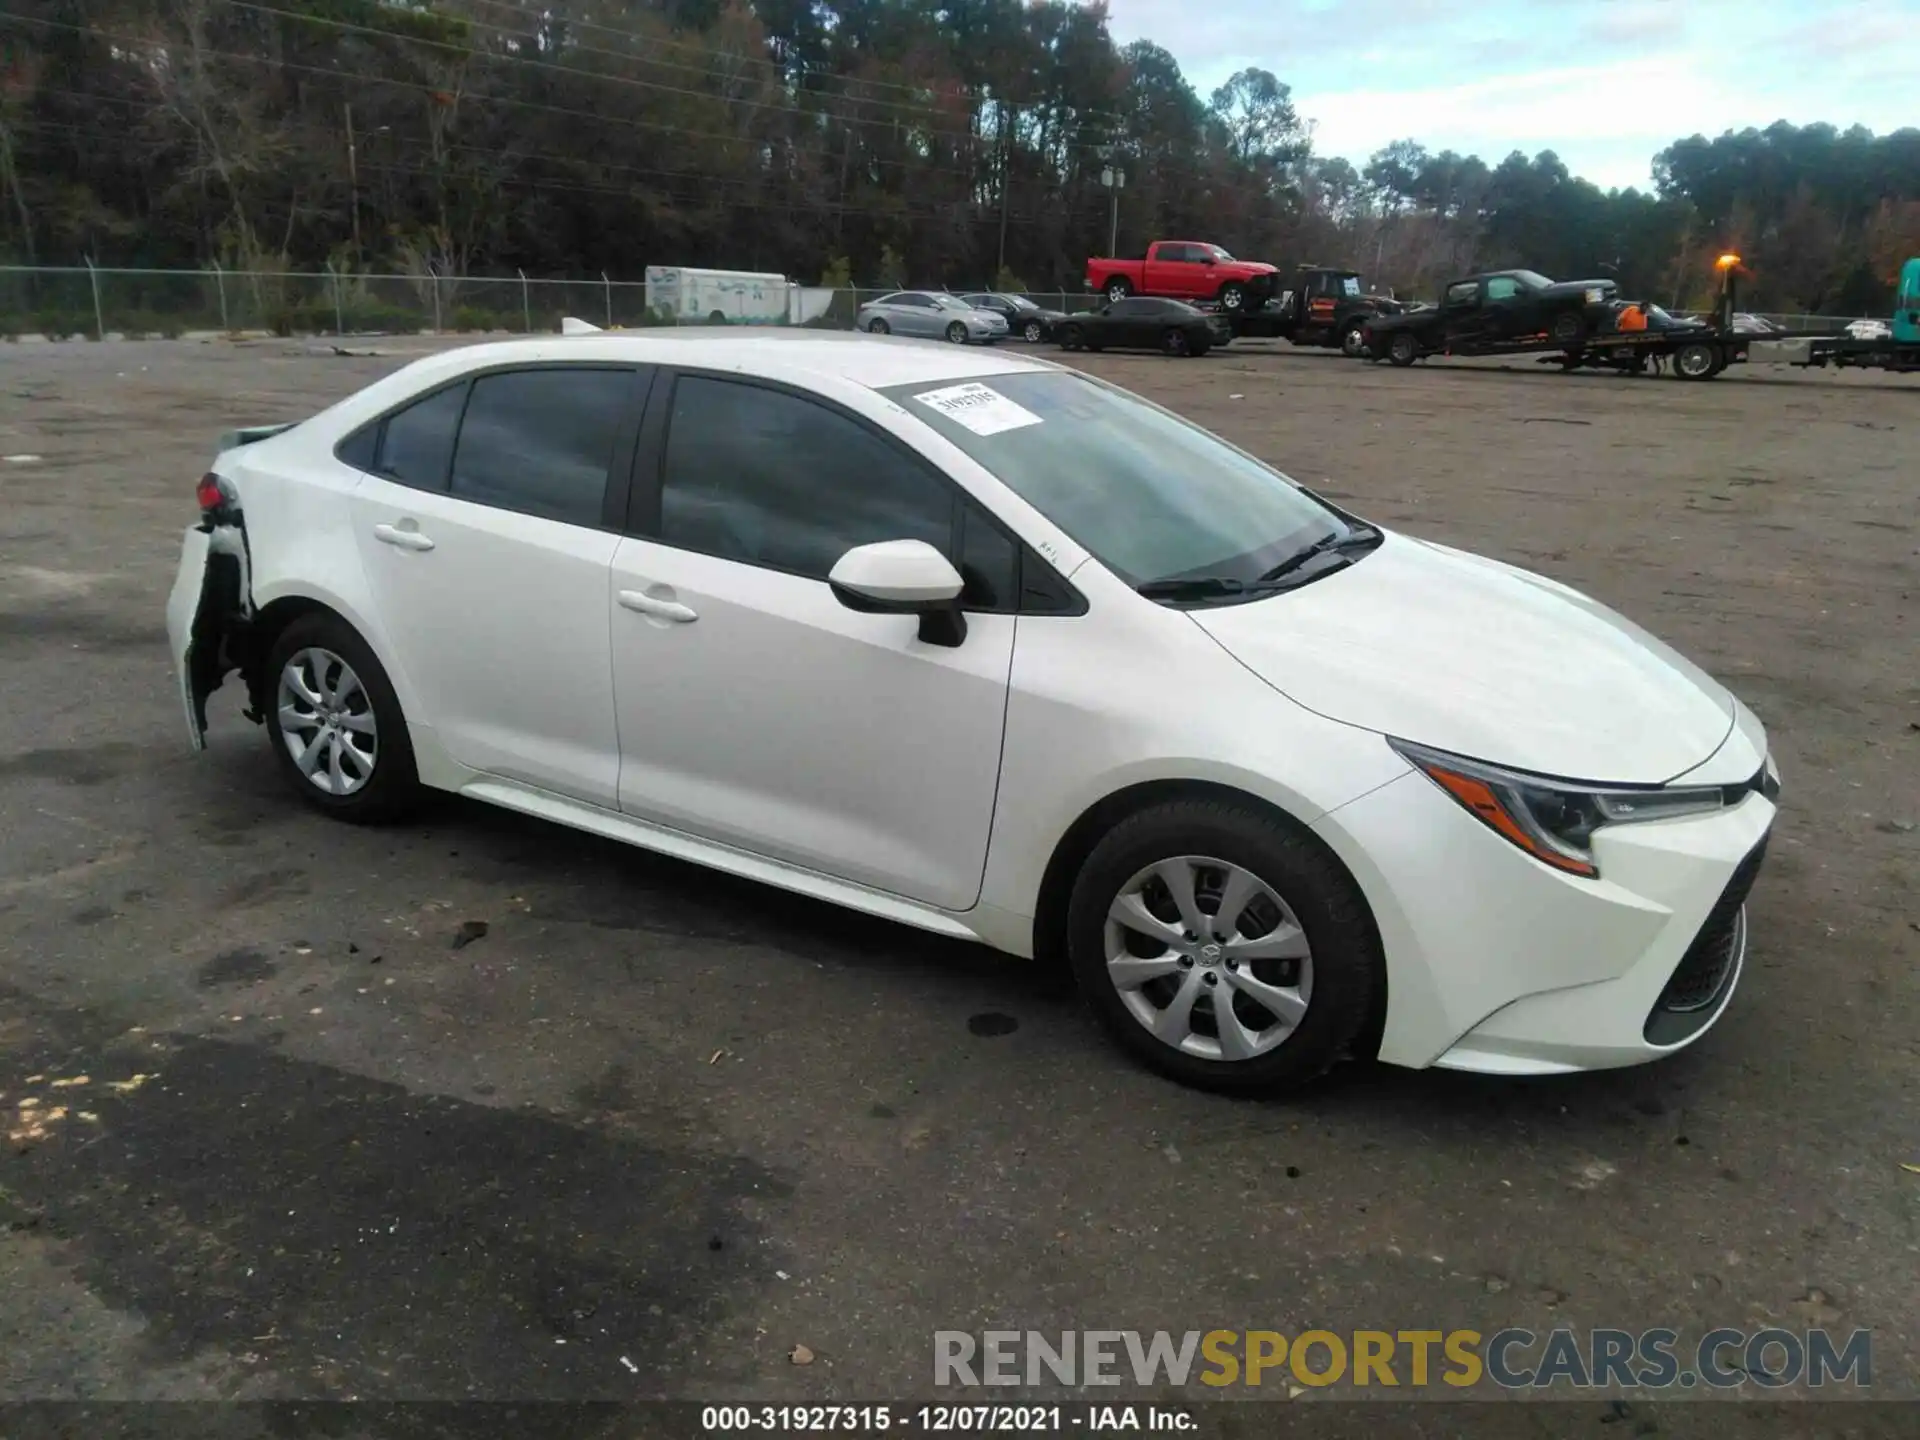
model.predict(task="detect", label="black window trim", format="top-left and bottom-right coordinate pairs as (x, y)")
top-left (627, 366), bottom-right (1086, 617)
top-left (331, 360), bottom-right (656, 532)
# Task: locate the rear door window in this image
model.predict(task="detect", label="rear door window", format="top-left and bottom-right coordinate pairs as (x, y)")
top-left (448, 368), bottom-right (634, 526)
top-left (371, 383), bottom-right (467, 491)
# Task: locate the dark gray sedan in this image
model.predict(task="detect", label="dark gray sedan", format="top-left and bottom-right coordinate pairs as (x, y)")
top-left (959, 292), bottom-right (1069, 344)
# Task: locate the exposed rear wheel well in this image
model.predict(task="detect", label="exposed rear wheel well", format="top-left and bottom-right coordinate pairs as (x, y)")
top-left (1030, 778), bottom-right (1387, 1057)
top-left (241, 596), bottom-right (352, 719)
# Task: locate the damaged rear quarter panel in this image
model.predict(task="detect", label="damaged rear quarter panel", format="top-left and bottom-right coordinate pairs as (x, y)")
top-left (175, 438), bottom-right (425, 745)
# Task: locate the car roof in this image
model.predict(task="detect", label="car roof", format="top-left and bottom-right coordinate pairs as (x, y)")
top-left (367, 329), bottom-right (1062, 394)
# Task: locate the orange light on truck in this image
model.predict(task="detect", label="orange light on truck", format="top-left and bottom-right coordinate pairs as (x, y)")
top-left (1715, 253), bottom-right (1742, 270)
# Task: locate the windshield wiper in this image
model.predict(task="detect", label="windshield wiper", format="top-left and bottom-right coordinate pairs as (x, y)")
top-left (1254, 523), bottom-right (1381, 584)
top-left (1136, 575), bottom-right (1253, 600)
top-left (1137, 524), bottom-right (1382, 604)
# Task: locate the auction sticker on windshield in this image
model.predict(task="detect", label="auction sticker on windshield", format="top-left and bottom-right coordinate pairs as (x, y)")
top-left (911, 383), bottom-right (1044, 437)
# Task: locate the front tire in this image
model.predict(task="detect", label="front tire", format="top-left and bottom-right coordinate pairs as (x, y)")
top-left (1341, 322), bottom-right (1368, 358)
top-left (264, 611), bottom-right (419, 823)
top-left (1059, 324), bottom-right (1083, 351)
top-left (1066, 799), bottom-right (1380, 1095)
top-left (1550, 311), bottom-right (1587, 348)
top-left (1386, 331), bottom-right (1419, 366)
top-left (1218, 282), bottom-right (1246, 312)
top-left (1104, 277), bottom-right (1132, 304)
top-left (1023, 319), bottom-right (1044, 343)
top-left (945, 320), bottom-right (968, 344)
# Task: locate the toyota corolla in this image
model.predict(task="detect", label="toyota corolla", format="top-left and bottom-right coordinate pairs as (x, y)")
top-left (166, 328), bottom-right (1778, 1093)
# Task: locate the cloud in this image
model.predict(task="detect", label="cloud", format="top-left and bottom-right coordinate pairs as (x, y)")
top-left (1099, 0), bottom-right (1918, 190)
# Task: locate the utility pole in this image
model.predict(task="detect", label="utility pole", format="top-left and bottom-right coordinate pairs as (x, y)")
top-left (345, 101), bottom-right (360, 264)
top-left (1101, 164), bottom-right (1125, 256)
top-left (996, 103), bottom-right (1012, 280)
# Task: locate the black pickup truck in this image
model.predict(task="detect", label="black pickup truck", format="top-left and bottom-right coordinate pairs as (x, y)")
top-left (1362, 269), bottom-right (1619, 364)
top-left (1222, 265), bottom-right (1409, 353)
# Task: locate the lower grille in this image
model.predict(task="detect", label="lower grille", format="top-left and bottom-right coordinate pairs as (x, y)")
top-left (1643, 834), bottom-right (1768, 1044)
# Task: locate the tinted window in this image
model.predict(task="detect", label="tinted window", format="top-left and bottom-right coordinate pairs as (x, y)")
top-left (449, 368), bottom-right (630, 526)
top-left (1110, 298), bottom-right (1162, 318)
top-left (375, 383), bottom-right (466, 490)
top-left (336, 422), bottom-right (379, 472)
top-left (957, 502), bottom-right (1018, 610)
top-left (659, 377), bottom-right (952, 578)
top-left (1485, 276), bottom-right (1522, 301)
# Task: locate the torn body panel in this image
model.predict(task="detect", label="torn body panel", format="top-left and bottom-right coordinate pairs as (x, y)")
top-left (166, 516), bottom-right (260, 749)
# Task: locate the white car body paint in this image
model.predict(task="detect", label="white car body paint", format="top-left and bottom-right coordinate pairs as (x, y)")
top-left (166, 329), bottom-right (1776, 1080)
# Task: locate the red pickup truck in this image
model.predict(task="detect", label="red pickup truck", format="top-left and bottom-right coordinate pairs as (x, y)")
top-left (1084, 241), bottom-right (1280, 312)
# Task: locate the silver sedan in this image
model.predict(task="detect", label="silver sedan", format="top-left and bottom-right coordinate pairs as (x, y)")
top-left (857, 291), bottom-right (1007, 344)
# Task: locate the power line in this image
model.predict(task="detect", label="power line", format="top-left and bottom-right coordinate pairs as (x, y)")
top-left (220, 1), bottom-right (1031, 155)
top-left (450, 0), bottom-right (1133, 126)
top-left (11, 116), bottom-right (1071, 225)
top-left (0, 13), bottom-right (1012, 182)
top-left (18, 85), bottom-right (1001, 204)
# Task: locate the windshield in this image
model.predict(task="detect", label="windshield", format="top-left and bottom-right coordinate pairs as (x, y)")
top-left (1510, 269), bottom-right (1553, 290)
top-left (1206, 246), bottom-right (1235, 262)
top-left (880, 371), bottom-right (1359, 591)
top-left (1002, 294), bottom-right (1040, 311)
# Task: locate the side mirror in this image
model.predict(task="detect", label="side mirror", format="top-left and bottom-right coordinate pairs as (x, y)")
top-left (827, 540), bottom-right (968, 647)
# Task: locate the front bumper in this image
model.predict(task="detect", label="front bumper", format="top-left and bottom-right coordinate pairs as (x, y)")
top-left (1313, 755), bottom-right (1776, 1075)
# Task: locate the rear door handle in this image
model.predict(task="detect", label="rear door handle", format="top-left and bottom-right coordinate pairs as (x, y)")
top-left (618, 589), bottom-right (698, 623)
top-left (373, 522), bottom-right (435, 552)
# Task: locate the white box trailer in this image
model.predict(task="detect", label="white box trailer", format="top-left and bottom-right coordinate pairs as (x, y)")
top-left (646, 266), bottom-right (795, 325)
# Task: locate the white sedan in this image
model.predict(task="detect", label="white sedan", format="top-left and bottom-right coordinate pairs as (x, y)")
top-left (167, 329), bottom-right (1778, 1093)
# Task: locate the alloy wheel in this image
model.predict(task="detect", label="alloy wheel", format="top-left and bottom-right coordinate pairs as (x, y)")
top-left (277, 646), bottom-right (378, 796)
top-left (1103, 855), bottom-right (1313, 1061)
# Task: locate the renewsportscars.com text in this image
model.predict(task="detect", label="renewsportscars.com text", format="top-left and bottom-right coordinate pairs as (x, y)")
top-left (934, 1328), bottom-right (1872, 1390)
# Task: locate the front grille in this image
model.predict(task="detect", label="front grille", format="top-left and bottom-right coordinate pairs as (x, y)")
top-left (1643, 834), bottom-right (1768, 1044)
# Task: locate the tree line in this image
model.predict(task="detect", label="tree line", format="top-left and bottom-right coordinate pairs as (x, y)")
top-left (3, 0), bottom-right (1917, 315)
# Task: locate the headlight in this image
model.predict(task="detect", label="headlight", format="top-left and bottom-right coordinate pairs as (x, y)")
top-left (1389, 738), bottom-right (1729, 879)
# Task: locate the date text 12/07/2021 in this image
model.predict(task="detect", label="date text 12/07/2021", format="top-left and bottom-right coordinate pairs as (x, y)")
top-left (699, 1404), bottom-right (1198, 1432)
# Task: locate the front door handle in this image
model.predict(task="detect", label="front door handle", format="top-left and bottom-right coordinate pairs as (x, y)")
top-left (618, 589), bottom-right (698, 623)
top-left (373, 522), bottom-right (435, 552)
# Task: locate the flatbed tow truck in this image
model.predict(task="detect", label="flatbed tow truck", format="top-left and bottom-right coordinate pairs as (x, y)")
top-left (1361, 254), bottom-right (1920, 380)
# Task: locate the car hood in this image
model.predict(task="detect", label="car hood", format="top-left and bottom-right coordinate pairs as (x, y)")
top-left (1189, 533), bottom-right (1736, 783)
top-left (1542, 278), bottom-right (1618, 300)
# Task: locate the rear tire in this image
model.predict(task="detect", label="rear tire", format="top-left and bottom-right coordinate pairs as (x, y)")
top-left (1104, 277), bottom-right (1132, 304)
top-left (1386, 331), bottom-right (1419, 367)
top-left (1674, 340), bottom-right (1720, 380)
top-left (263, 611), bottom-right (419, 824)
top-left (1066, 798), bottom-right (1381, 1095)
top-left (868, 318), bottom-right (890, 335)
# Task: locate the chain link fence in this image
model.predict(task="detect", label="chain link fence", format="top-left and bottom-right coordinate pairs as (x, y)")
top-left (0, 266), bottom-right (1123, 341)
top-left (0, 265), bottom-right (1877, 342)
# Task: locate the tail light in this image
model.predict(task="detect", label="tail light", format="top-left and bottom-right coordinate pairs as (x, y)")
top-left (196, 472), bottom-right (236, 518)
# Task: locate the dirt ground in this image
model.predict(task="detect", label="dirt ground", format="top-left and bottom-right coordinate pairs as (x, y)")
top-left (0, 333), bottom-right (1914, 1432)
